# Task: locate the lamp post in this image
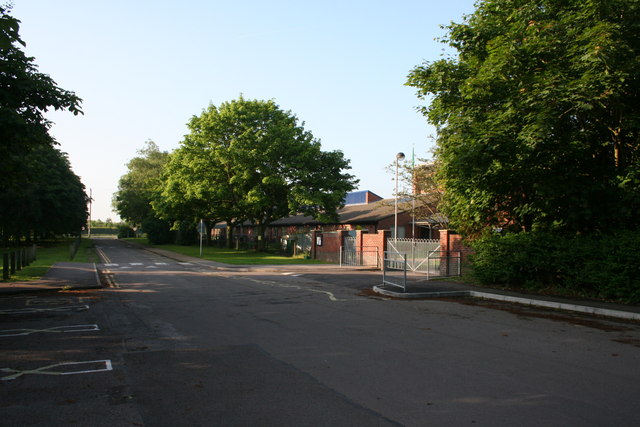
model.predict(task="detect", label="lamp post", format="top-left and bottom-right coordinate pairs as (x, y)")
top-left (394, 152), bottom-right (405, 242)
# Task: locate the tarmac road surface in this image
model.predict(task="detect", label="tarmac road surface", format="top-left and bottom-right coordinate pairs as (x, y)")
top-left (1, 237), bottom-right (640, 426)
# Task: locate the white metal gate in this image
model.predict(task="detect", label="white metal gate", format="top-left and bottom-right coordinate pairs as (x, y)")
top-left (387, 238), bottom-right (460, 277)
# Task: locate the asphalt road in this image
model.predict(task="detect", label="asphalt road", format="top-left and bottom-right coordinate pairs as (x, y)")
top-left (1, 238), bottom-right (640, 426)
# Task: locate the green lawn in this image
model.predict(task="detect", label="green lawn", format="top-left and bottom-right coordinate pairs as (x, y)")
top-left (1, 238), bottom-right (98, 282)
top-left (124, 238), bottom-right (326, 265)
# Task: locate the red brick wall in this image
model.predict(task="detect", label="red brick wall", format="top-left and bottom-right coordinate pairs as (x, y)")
top-left (377, 212), bottom-right (415, 238)
top-left (313, 230), bottom-right (346, 263)
top-left (361, 229), bottom-right (389, 263)
top-left (439, 229), bottom-right (474, 257)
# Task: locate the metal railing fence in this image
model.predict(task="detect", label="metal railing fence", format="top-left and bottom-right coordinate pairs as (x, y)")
top-left (382, 251), bottom-right (407, 292)
top-left (340, 246), bottom-right (380, 268)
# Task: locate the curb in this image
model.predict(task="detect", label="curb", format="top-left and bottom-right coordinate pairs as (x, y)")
top-left (0, 263), bottom-right (103, 296)
top-left (372, 286), bottom-right (640, 321)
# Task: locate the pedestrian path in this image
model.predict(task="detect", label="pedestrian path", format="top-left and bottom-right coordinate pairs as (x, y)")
top-left (0, 262), bottom-right (101, 295)
top-left (374, 280), bottom-right (640, 321)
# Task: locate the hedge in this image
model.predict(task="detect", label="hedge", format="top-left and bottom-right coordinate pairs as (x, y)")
top-left (470, 230), bottom-right (640, 303)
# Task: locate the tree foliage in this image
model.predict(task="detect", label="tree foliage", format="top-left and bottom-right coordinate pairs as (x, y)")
top-left (0, 6), bottom-right (86, 244)
top-left (0, 6), bottom-right (82, 180)
top-left (160, 97), bottom-right (358, 249)
top-left (112, 140), bottom-right (171, 243)
top-left (407, 0), bottom-right (640, 236)
top-left (0, 145), bottom-right (88, 243)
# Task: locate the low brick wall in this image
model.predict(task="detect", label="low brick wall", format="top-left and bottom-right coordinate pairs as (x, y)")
top-left (313, 231), bottom-right (345, 263)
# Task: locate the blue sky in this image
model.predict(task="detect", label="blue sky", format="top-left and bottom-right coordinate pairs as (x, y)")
top-left (12, 0), bottom-right (476, 220)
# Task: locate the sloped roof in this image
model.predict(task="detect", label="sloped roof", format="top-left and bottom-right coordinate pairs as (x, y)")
top-left (270, 198), bottom-right (397, 227)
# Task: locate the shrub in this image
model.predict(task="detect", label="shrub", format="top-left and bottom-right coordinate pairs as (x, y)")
top-left (117, 225), bottom-right (135, 238)
top-left (470, 230), bottom-right (640, 303)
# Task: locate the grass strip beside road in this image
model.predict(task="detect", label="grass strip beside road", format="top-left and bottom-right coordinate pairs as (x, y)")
top-left (123, 238), bottom-right (327, 265)
top-left (2, 238), bottom-right (99, 282)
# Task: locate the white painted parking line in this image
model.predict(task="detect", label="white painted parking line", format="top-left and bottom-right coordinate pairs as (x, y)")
top-left (0, 305), bottom-right (90, 315)
top-left (155, 262), bottom-right (168, 265)
top-left (146, 265), bottom-right (158, 269)
top-left (0, 324), bottom-right (100, 337)
top-left (178, 262), bottom-right (193, 266)
top-left (104, 263), bottom-right (119, 267)
top-left (1, 360), bottom-right (113, 381)
top-left (25, 297), bottom-right (86, 306)
top-left (130, 263), bottom-right (143, 266)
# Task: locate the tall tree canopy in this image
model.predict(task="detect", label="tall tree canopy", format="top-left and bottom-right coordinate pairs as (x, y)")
top-left (407, 0), bottom-right (640, 236)
top-left (0, 6), bottom-right (82, 180)
top-left (161, 97), bottom-right (358, 249)
top-left (0, 145), bottom-right (88, 244)
top-left (0, 6), bottom-right (86, 244)
top-left (113, 141), bottom-right (171, 243)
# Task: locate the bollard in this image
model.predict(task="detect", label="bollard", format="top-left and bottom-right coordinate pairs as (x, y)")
top-left (2, 253), bottom-right (8, 280)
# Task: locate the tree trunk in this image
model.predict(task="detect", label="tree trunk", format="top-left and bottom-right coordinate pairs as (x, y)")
top-left (256, 222), bottom-right (267, 252)
top-left (226, 223), bottom-right (234, 249)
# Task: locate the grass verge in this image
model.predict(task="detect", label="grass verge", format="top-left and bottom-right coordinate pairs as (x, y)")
top-left (1, 238), bottom-right (98, 282)
top-left (123, 237), bottom-right (326, 265)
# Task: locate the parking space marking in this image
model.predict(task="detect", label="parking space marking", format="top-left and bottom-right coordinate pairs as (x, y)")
top-left (178, 262), bottom-right (193, 266)
top-left (0, 324), bottom-right (100, 337)
top-left (1, 360), bottom-right (113, 381)
top-left (104, 263), bottom-right (119, 267)
top-left (0, 305), bottom-right (90, 315)
top-left (25, 297), bottom-right (87, 306)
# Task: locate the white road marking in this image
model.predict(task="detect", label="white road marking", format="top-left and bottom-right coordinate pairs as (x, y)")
top-left (0, 305), bottom-right (90, 315)
top-left (155, 262), bottom-right (168, 265)
top-left (178, 262), bottom-right (193, 266)
top-left (0, 324), bottom-right (100, 337)
top-left (130, 263), bottom-right (143, 266)
top-left (244, 278), bottom-right (343, 302)
top-left (1, 360), bottom-right (112, 381)
top-left (104, 263), bottom-right (119, 267)
top-left (25, 297), bottom-right (85, 306)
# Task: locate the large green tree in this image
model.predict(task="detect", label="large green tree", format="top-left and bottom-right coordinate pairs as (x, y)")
top-left (0, 6), bottom-right (85, 244)
top-left (161, 97), bottom-right (358, 250)
top-left (0, 6), bottom-right (82, 181)
top-left (407, 0), bottom-right (640, 236)
top-left (113, 141), bottom-right (172, 243)
top-left (0, 145), bottom-right (88, 243)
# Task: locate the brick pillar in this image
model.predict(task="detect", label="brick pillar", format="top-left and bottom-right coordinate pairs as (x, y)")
top-left (439, 229), bottom-right (451, 276)
top-left (439, 229), bottom-right (451, 253)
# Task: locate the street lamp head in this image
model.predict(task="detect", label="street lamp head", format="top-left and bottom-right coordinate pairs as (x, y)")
top-left (396, 152), bottom-right (405, 161)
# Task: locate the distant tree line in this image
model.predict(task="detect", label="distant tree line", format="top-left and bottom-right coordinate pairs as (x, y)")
top-left (113, 97), bottom-right (358, 249)
top-left (0, 6), bottom-right (87, 246)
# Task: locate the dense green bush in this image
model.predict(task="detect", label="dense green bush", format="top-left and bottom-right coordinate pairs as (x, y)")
top-left (117, 225), bottom-right (135, 239)
top-left (173, 220), bottom-right (197, 246)
top-left (470, 231), bottom-right (640, 303)
top-left (141, 217), bottom-right (173, 245)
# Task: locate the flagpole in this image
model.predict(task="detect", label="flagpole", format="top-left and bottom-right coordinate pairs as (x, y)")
top-left (412, 146), bottom-right (415, 240)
